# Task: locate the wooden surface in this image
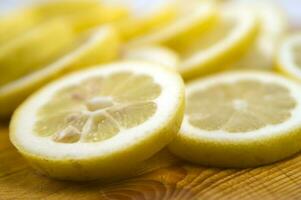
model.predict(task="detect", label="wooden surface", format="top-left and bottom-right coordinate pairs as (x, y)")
top-left (1, 125), bottom-right (301, 200)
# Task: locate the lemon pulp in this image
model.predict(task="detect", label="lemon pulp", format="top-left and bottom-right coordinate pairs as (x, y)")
top-left (186, 80), bottom-right (296, 132)
top-left (35, 72), bottom-right (161, 143)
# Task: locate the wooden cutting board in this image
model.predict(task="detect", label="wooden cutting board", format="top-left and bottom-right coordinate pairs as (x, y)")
top-left (0, 125), bottom-right (301, 200)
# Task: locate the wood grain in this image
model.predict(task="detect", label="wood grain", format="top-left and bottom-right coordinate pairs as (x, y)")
top-left (0, 126), bottom-right (301, 200)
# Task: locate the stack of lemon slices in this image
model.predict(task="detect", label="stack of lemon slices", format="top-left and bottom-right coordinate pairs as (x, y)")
top-left (2, 0), bottom-right (301, 181)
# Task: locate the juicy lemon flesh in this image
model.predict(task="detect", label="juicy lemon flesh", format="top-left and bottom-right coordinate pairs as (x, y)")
top-left (171, 16), bottom-right (235, 59)
top-left (0, 21), bottom-right (80, 87)
top-left (35, 72), bottom-right (161, 143)
top-left (187, 80), bottom-right (296, 133)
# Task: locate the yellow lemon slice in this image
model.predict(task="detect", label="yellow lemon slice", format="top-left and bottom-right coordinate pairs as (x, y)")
top-left (0, 20), bottom-right (77, 89)
top-left (0, 25), bottom-right (120, 119)
top-left (0, 9), bottom-right (39, 45)
top-left (127, 2), bottom-right (217, 46)
top-left (10, 61), bottom-right (185, 181)
top-left (123, 46), bottom-right (179, 70)
top-left (103, 0), bottom-right (178, 40)
top-left (277, 34), bottom-right (301, 81)
top-left (33, 0), bottom-right (104, 16)
top-left (178, 7), bottom-right (258, 80)
top-left (228, 2), bottom-right (287, 70)
top-left (0, 0), bottom-right (127, 41)
top-left (64, 6), bottom-right (128, 33)
top-left (33, 0), bottom-right (128, 33)
top-left (169, 71), bottom-right (301, 168)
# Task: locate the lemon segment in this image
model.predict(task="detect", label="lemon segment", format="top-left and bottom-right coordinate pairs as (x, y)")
top-left (228, 2), bottom-right (287, 70)
top-left (10, 62), bottom-right (185, 181)
top-left (0, 25), bottom-right (120, 119)
top-left (127, 2), bottom-right (217, 46)
top-left (123, 46), bottom-right (179, 70)
top-left (277, 34), bottom-right (301, 82)
top-left (178, 8), bottom-right (258, 80)
top-left (169, 71), bottom-right (301, 168)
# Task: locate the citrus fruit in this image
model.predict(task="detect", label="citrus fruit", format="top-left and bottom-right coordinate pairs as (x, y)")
top-left (277, 34), bottom-right (301, 81)
top-left (33, 0), bottom-right (128, 33)
top-left (0, 25), bottom-right (120, 119)
top-left (228, 2), bottom-right (287, 70)
top-left (0, 20), bottom-right (77, 89)
top-left (169, 71), bottom-right (301, 168)
top-left (126, 2), bottom-right (216, 46)
top-left (0, 0), bottom-right (127, 41)
top-left (178, 7), bottom-right (258, 80)
top-left (123, 46), bottom-right (179, 70)
top-left (104, 0), bottom-right (177, 40)
top-left (63, 6), bottom-right (127, 33)
top-left (0, 9), bottom-right (39, 45)
top-left (33, 0), bottom-right (103, 16)
top-left (10, 61), bottom-right (185, 181)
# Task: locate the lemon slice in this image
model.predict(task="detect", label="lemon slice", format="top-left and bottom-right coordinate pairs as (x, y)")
top-left (33, 0), bottom-right (128, 33)
top-left (0, 0), bottom-right (118, 46)
top-left (178, 8), bottom-right (257, 80)
top-left (0, 0), bottom-right (127, 39)
top-left (0, 20), bottom-right (77, 88)
top-left (0, 25), bottom-right (120, 119)
top-left (126, 2), bottom-right (216, 46)
top-left (123, 46), bottom-right (179, 70)
top-left (228, 2), bottom-right (287, 70)
top-left (33, 0), bottom-right (104, 16)
top-left (10, 62), bottom-right (185, 181)
top-left (0, 9), bottom-right (39, 45)
top-left (64, 6), bottom-right (128, 33)
top-left (169, 71), bottom-right (301, 168)
top-left (277, 34), bottom-right (301, 81)
top-left (104, 0), bottom-right (177, 40)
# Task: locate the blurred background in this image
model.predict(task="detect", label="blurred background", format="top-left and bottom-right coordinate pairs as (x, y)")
top-left (1, 0), bottom-right (301, 29)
